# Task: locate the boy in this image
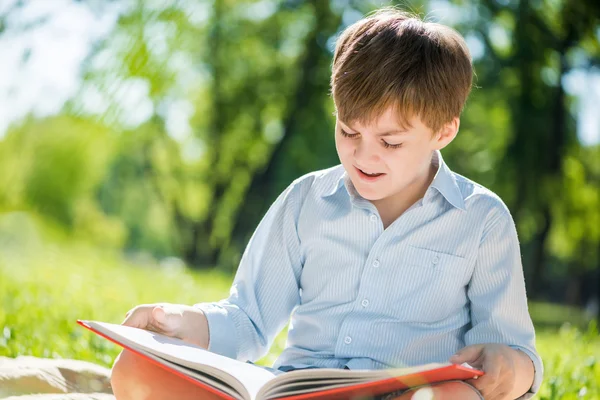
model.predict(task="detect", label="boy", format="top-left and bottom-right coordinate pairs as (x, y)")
top-left (111, 8), bottom-right (542, 400)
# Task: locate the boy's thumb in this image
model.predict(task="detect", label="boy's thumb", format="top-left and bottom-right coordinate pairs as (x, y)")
top-left (449, 344), bottom-right (484, 364)
top-left (152, 304), bottom-right (183, 332)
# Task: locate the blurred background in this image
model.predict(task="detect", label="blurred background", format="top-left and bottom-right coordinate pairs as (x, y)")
top-left (0, 0), bottom-right (598, 398)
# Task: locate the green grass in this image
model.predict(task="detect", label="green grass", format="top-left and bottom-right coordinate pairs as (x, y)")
top-left (1, 239), bottom-right (599, 399)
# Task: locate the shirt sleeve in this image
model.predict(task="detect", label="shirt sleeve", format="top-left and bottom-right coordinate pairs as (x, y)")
top-left (465, 207), bottom-right (543, 399)
top-left (194, 181), bottom-right (304, 362)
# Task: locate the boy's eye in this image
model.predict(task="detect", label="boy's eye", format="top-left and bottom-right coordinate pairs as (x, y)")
top-left (340, 129), bottom-right (359, 139)
top-left (382, 141), bottom-right (403, 149)
top-left (340, 129), bottom-right (403, 149)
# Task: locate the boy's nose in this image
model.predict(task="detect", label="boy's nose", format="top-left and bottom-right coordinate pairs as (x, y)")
top-left (353, 141), bottom-right (380, 164)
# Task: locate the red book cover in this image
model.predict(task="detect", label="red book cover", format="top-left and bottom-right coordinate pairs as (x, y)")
top-left (78, 320), bottom-right (483, 400)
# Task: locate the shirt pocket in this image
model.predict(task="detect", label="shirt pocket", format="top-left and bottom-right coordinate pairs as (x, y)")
top-left (402, 245), bottom-right (469, 274)
top-left (383, 245), bottom-right (471, 323)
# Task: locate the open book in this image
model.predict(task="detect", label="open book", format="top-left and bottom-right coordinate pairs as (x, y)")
top-left (78, 320), bottom-right (483, 400)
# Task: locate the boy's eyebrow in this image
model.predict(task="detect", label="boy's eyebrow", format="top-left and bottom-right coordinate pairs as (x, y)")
top-left (377, 130), bottom-right (407, 137)
top-left (339, 121), bottom-right (408, 136)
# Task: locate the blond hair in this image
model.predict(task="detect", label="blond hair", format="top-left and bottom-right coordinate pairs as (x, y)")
top-left (330, 8), bottom-right (473, 132)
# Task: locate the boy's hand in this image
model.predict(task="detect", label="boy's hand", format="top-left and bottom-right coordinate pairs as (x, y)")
top-left (449, 343), bottom-right (533, 400)
top-left (122, 303), bottom-right (210, 349)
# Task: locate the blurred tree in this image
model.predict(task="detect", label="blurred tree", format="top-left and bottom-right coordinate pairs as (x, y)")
top-left (445, 0), bottom-right (600, 299)
top-left (73, 0), bottom-right (346, 267)
top-left (0, 115), bottom-right (126, 248)
top-left (0, 0), bottom-right (598, 315)
top-left (231, 0), bottom-right (342, 264)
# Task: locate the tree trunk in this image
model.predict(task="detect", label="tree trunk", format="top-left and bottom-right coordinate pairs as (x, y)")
top-left (597, 240), bottom-right (600, 323)
top-left (529, 207), bottom-right (552, 298)
top-left (230, 1), bottom-right (341, 250)
top-left (178, 0), bottom-right (226, 268)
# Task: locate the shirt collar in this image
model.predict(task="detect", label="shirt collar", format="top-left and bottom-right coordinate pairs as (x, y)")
top-left (321, 150), bottom-right (465, 211)
top-left (321, 169), bottom-right (347, 198)
top-left (427, 150), bottom-right (466, 211)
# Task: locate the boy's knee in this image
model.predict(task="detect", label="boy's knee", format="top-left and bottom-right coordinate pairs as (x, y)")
top-left (110, 350), bottom-right (131, 396)
top-left (379, 382), bottom-right (483, 400)
top-left (110, 350), bottom-right (222, 400)
top-left (408, 381), bottom-right (482, 400)
top-left (111, 350), bottom-right (151, 399)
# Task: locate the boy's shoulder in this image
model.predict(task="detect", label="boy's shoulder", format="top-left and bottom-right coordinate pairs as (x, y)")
top-left (451, 171), bottom-right (512, 222)
top-left (289, 164), bottom-right (345, 197)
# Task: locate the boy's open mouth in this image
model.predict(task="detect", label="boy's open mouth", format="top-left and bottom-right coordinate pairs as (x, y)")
top-left (355, 166), bottom-right (385, 179)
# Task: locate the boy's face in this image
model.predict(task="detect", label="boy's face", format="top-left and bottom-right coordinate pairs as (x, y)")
top-left (335, 106), bottom-right (456, 204)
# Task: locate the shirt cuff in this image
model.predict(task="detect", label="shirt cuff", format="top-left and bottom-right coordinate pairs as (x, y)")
top-left (193, 302), bottom-right (238, 360)
top-left (510, 345), bottom-right (543, 399)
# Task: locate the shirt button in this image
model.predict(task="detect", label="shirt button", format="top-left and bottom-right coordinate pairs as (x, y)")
top-left (361, 299), bottom-right (370, 307)
top-left (372, 260), bottom-right (380, 268)
top-left (432, 256), bottom-right (440, 265)
top-left (344, 336), bottom-right (352, 344)
top-left (369, 214), bottom-right (378, 222)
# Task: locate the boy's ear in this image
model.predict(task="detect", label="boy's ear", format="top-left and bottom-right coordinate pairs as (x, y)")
top-left (432, 117), bottom-right (460, 150)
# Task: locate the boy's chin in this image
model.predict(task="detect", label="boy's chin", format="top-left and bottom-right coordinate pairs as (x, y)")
top-left (353, 185), bottom-right (388, 201)
top-left (361, 193), bottom-right (388, 202)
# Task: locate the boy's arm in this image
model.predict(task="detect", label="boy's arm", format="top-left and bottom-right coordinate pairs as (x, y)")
top-left (194, 181), bottom-right (305, 362)
top-left (462, 207), bottom-right (543, 399)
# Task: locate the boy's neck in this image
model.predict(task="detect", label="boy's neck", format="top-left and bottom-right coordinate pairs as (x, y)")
top-left (371, 158), bottom-right (438, 229)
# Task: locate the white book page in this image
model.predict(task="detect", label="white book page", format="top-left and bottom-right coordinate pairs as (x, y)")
top-left (82, 321), bottom-right (277, 400)
top-left (261, 377), bottom-right (371, 399)
top-left (257, 362), bottom-right (467, 399)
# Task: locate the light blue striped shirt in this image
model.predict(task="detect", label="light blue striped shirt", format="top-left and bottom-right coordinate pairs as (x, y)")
top-left (196, 150), bottom-right (543, 398)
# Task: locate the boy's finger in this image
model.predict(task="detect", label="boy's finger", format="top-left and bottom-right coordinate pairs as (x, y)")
top-left (449, 344), bottom-right (484, 364)
top-left (151, 304), bottom-right (183, 333)
top-left (467, 362), bottom-right (500, 398)
top-left (122, 305), bottom-right (152, 328)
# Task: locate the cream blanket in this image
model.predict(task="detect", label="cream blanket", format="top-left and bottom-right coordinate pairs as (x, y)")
top-left (0, 356), bottom-right (114, 400)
